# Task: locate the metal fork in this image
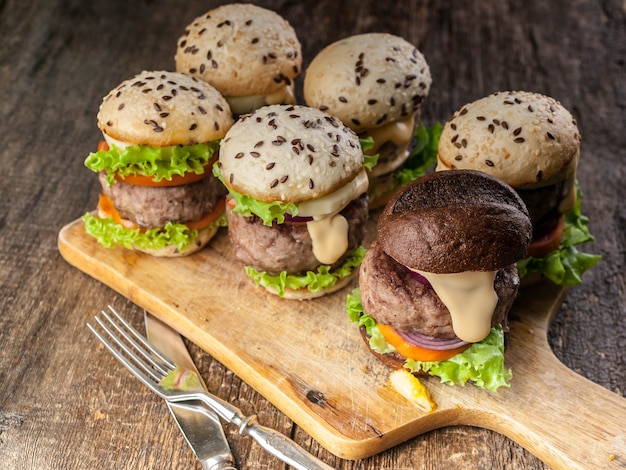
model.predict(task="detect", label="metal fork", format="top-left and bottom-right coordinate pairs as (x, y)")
top-left (87, 306), bottom-right (335, 470)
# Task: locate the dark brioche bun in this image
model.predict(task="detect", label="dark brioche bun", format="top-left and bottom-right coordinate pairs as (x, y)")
top-left (436, 91), bottom-right (580, 190)
top-left (218, 104), bottom-right (364, 203)
top-left (97, 71), bottom-right (233, 147)
top-left (175, 4), bottom-right (301, 99)
top-left (378, 170), bottom-right (532, 273)
top-left (303, 33), bottom-right (431, 133)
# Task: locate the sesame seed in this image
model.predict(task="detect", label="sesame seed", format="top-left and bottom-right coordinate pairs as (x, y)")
top-left (338, 96), bottom-right (348, 103)
top-left (270, 179), bottom-right (279, 188)
top-left (488, 124), bottom-right (495, 133)
top-left (476, 116), bottom-right (486, 121)
top-left (266, 162), bottom-right (275, 170)
top-left (547, 131), bottom-right (555, 140)
top-left (513, 127), bottom-right (522, 136)
top-left (254, 141), bottom-right (264, 148)
top-left (455, 155), bottom-right (463, 161)
top-left (502, 121), bottom-right (509, 129)
top-left (250, 151), bottom-right (260, 158)
top-left (309, 179), bottom-right (314, 189)
top-left (280, 175), bottom-right (288, 183)
top-left (514, 137), bottom-right (525, 143)
top-left (485, 159), bottom-right (494, 166)
top-left (536, 170), bottom-right (543, 181)
top-left (367, 99), bottom-right (378, 105)
top-left (235, 152), bottom-right (244, 159)
top-left (198, 106), bottom-right (207, 114)
top-left (159, 112), bottom-right (169, 118)
top-left (307, 155), bottom-right (314, 165)
top-left (189, 123), bottom-right (197, 131)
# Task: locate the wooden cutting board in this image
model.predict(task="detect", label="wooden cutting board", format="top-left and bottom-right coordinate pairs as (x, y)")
top-left (58, 217), bottom-right (625, 468)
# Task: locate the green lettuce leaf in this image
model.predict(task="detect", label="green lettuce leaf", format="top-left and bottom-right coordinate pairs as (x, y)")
top-left (85, 142), bottom-right (220, 185)
top-left (213, 164), bottom-right (298, 226)
top-left (81, 212), bottom-right (227, 252)
top-left (246, 246), bottom-right (366, 297)
top-left (393, 122), bottom-right (442, 186)
top-left (360, 136), bottom-right (379, 170)
top-left (346, 288), bottom-right (511, 391)
top-left (517, 183), bottom-right (601, 285)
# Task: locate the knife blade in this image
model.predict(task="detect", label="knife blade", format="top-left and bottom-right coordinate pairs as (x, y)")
top-left (144, 312), bottom-right (236, 470)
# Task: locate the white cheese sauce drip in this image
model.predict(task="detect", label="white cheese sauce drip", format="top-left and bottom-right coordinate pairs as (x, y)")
top-left (366, 115), bottom-right (416, 178)
top-left (300, 169), bottom-right (368, 265)
top-left (415, 269), bottom-right (498, 343)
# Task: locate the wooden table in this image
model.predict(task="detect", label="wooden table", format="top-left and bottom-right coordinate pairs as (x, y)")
top-left (1, 1), bottom-right (624, 469)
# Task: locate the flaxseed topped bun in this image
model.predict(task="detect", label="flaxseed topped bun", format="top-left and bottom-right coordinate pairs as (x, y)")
top-left (303, 33), bottom-right (431, 133)
top-left (436, 91), bottom-right (581, 189)
top-left (218, 104), bottom-right (364, 203)
top-left (97, 70), bottom-right (233, 147)
top-left (175, 4), bottom-right (301, 105)
top-left (378, 170), bottom-right (532, 273)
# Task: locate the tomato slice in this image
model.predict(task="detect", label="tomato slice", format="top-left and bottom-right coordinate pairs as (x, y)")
top-left (98, 193), bottom-right (138, 229)
top-left (527, 216), bottom-right (565, 258)
top-left (377, 323), bottom-right (471, 362)
top-left (96, 140), bottom-right (214, 187)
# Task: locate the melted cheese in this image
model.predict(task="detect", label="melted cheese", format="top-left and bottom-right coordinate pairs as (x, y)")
top-left (297, 169), bottom-right (368, 218)
top-left (366, 115), bottom-right (416, 178)
top-left (306, 214), bottom-right (349, 264)
top-left (226, 84), bottom-right (296, 115)
top-left (299, 169), bottom-right (368, 265)
top-left (103, 134), bottom-right (133, 149)
top-left (415, 269), bottom-right (498, 343)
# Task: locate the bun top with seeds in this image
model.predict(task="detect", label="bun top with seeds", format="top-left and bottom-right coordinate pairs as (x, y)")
top-left (436, 91), bottom-right (581, 189)
top-left (303, 33), bottom-right (431, 133)
top-left (98, 70), bottom-right (233, 147)
top-left (175, 4), bottom-right (302, 114)
top-left (218, 104), bottom-right (365, 204)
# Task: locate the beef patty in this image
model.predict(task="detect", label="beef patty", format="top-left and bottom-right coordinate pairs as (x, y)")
top-left (226, 193), bottom-right (369, 275)
top-left (359, 240), bottom-right (519, 339)
top-left (100, 171), bottom-right (227, 228)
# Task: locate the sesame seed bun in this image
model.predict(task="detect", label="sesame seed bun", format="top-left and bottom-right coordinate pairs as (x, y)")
top-left (378, 170), bottom-right (532, 273)
top-left (436, 91), bottom-right (581, 189)
top-left (98, 71), bottom-right (233, 147)
top-left (218, 104), bottom-right (364, 203)
top-left (175, 4), bottom-right (301, 101)
top-left (303, 33), bottom-right (432, 132)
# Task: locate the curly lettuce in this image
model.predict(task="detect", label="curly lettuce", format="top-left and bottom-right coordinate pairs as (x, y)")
top-left (246, 246), bottom-right (366, 297)
top-left (517, 184), bottom-right (601, 285)
top-left (81, 212), bottom-right (227, 252)
top-left (346, 288), bottom-right (511, 392)
top-left (213, 164), bottom-right (299, 226)
top-left (85, 142), bottom-right (220, 185)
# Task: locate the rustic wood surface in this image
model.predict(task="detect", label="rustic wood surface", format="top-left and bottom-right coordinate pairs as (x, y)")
top-left (0, 1), bottom-right (624, 469)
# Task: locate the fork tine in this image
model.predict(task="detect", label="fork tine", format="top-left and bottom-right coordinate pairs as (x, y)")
top-left (104, 306), bottom-right (175, 372)
top-left (86, 320), bottom-right (167, 398)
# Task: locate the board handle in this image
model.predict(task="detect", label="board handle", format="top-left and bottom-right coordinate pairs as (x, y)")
top-left (477, 350), bottom-right (625, 469)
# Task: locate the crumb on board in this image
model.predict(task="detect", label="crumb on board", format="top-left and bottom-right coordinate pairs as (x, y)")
top-left (389, 369), bottom-right (437, 413)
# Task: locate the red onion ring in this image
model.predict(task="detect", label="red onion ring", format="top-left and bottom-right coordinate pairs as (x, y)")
top-left (283, 213), bottom-right (314, 223)
top-left (406, 268), bottom-right (432, 288)
top-left (397, 330), bottom-right (470, 350)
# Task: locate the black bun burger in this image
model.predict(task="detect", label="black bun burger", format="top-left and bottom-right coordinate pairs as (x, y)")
top-left (82, 70), bottom-right (233, 257)
top-left (437, 91), bottom-right (600, 285)
top-left (175, 3), bottom-right (302, 116)
top-left (304, 33), bottom-right (432, 209)
top-left (347, 170), bottom-right (532, 391)
top-left (215, 104), bottom-right (369, 300)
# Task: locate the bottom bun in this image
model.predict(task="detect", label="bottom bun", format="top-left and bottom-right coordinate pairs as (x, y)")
top-left (257, 269), bottom-right (358, 300)
top-left (138, 224), bottom-right (220, 257)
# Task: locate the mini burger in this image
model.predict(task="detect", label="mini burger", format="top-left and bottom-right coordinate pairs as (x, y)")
top-left (215, 104), bottom-right (369, 299)
top-left (175, 3), bottom-right (302, 116)
top-left (304, 33), bottom-right (432, 208)
top-left (82, 70), bottom-right (233, 257)
top-left (437, 91), bottom-right (600, 285)
top-left (348, 170), bottom-right (532, 391)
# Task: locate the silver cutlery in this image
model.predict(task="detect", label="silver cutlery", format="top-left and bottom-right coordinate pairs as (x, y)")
top-left (88, 306), bottom-right (335, 470)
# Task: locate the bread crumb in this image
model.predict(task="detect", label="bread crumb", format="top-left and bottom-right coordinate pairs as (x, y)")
top-left (389, 369), bottom-right (437, 413)
top-left (93, 409), bottom-right (107, 420)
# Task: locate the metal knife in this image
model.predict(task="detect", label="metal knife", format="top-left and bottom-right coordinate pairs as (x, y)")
top-left (144, 312), bottom-right (236, 470)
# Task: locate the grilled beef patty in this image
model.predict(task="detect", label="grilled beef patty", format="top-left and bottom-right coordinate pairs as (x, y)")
top-left (226, 193), bottom-right (368, 275)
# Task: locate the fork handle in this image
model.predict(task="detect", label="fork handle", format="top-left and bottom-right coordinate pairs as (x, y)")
top-left (238, 415), bottom-right (335, 470)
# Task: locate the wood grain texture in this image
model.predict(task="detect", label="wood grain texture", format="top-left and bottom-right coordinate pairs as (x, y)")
top-left (58, 217), bottom-right (626, 467)
top-left (1, 0), bottom-right (624, 469)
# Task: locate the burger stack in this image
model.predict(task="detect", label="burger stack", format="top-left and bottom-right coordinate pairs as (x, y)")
top-left (81, 3), bottom-right (599, 391)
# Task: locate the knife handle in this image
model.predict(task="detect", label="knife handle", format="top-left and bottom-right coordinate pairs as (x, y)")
top-left (238, 415), bottom-right (335, 470)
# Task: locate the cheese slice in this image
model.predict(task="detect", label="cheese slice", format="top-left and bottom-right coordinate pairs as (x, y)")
top-left (415, 269), bottom-right (498, 343)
